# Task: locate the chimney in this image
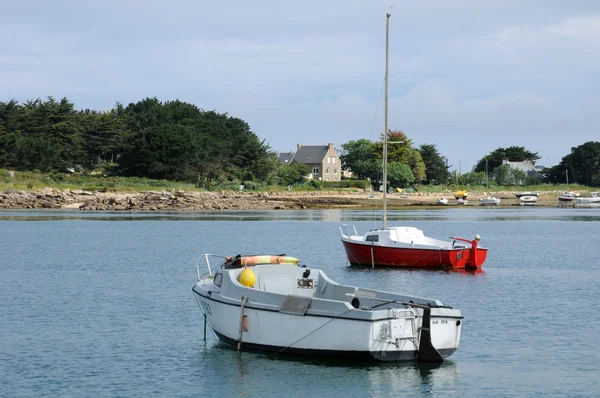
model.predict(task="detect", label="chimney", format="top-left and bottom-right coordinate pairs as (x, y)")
top-left (328, 143), bottom-right (334, 150)
top-left (297, 143), bottom-right (302, 150)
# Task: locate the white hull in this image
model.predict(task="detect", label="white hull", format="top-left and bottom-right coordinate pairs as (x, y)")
top-left (515, 192), bottom-right (539, 198)
top-left (193, 258), bottom-right (462, 362)
top-left (479, 197), bottom-right (500, 206)
top-left (575, 193), bottom-right (600, 205)
top-left (519, 196), bottom-right (538, 206)
top-left (196, 293), bottom-right (460, 358)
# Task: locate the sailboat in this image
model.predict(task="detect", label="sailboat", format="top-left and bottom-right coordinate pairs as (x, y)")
top-left (479, 159), bottom-right (500, 206)
top-left (339, 14), bottom-right (487, 269)
top-left (557, 169), bottom-right (579, 202)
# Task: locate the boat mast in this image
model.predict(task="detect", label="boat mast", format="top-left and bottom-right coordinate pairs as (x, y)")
top-left (382, 12), bottom-right (390, 229)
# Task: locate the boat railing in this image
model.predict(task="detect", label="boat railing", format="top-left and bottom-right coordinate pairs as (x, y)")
top-left (339, 224), bottom-right (358, 237)
top-left (196, 253), bottom-right (229, 280)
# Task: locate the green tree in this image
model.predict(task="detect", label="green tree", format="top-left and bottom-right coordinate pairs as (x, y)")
top-left (474, 146), bottom-right (541, 173)
top-left (541, 141), bottom-right (600, 186)
top-left (372, 130), bottom-right (426, 182)
top-left (339, 139), bottom-right (374, 179)
top-left (277, 161), bottom-right (310, 185)
top-left (387, 162), bottom-right (415, 187)
top-left (418, 144), bottom-right (450, 185)
top-left (459, 171), bottom-right (486, 186)
top-left (493, 165), bottom-right (512, 186)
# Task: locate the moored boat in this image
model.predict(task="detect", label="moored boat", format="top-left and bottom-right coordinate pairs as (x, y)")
top-left (558, 170), bottom-right (579, 202)
top-left (519, 195), bottom-right (538, 205)
top-left (436, 198), bottom-right (448, 205)
top-left (339, 13), bottom-right (487, 270)
top-left (515, 191), bottom-right (539, 198)
top-left (192, 253), bottom-right (463, 362)
top-left (479, 160), bottom-right (499, 205)
top-left (454, 190), bottom-right (468, 200)
top-left (479, 196), bottom-right (500, 206)
top-left (557, 192), bottom-right (578, 202)
top-left (575, 192), bottom-right (600, 205)
top-left (341, 225), bottom-right (486, 268)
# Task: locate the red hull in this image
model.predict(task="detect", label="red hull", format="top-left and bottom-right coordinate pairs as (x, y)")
top-left (342, 240), bottom-right (487, 269)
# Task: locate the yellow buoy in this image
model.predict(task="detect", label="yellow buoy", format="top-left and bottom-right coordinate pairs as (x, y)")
top-left (238, 268), bottom-right (256, 288)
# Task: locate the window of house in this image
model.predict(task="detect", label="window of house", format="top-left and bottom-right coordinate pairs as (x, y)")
top-left (326, 168), bottom-right (329, 174)
top-left (328, 157), bottom-right (331, 164)
top-left (334, 168), bottom-right (338, 174)
top-left (312, 168), bottom-right (319, 174)
top-left (332, 157), bottom-right (336, 163)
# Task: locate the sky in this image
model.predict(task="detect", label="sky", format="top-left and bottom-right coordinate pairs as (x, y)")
top-left (2, 0), bottom-right (599, 172)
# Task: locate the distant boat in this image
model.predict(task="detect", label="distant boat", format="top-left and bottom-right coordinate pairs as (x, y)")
top-left (519, 195), bottom-right (538, 205)
top-left (436, 198), bottom-right (449, 205)
top-left (480, 197), bottom-right (501, 206)
top-left (479, 159), bottom-right (500, 206)
top-left (575, 192), bottom-right (600, 205)
top-left (558, 192), bottom-right (578, 202)
top-left (558, 170), bottom-right (579, 202)
top-left (515, 192), bottom-right (539, 198)
top-left (454, 190), bottom-right (468, 200)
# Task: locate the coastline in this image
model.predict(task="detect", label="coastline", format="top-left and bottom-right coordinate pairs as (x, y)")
top-left (0, 188), bottom-right (583, 211)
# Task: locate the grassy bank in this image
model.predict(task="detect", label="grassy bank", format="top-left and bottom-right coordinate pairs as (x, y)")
top-left (0, 169), bottom-right (592, 194)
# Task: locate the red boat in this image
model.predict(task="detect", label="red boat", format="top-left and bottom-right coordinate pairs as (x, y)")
top-left (340, 225), bottom-right (487, 269)
top-left (339, 14), bottom-right (487, 270)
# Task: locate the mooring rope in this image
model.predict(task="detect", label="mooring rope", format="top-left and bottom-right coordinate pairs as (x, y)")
top-left (192, 288), bottom-right (218, 341)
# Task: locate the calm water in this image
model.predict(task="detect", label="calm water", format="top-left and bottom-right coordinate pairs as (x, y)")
top-left (1, 208), bottom-right (599, 397)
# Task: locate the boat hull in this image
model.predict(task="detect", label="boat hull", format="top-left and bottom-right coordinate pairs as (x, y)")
top-left (341, 240), bottom-right (486, 269)
top-left (194, 286), bottom-right (461, 362)
top-left (213, 330), bottom-right (457, 361)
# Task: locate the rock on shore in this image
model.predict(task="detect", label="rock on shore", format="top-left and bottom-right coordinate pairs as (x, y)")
top-left (0, 188), bottom-right (574, 211)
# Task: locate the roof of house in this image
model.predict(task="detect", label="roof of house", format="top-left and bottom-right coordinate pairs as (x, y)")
top-left (277, 144), bottom-right (337, 165)
top-left (294, 145), bottom-right (330, 164)
top-left (278, 152), bottom-right (294, 164)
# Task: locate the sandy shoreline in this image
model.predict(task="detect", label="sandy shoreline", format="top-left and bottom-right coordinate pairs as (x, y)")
top-left (0, 188), bottom-right (586, 210)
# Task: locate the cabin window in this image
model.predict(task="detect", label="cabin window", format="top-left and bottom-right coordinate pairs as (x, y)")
top-left (365, 235), bottom-right (379, 242)
top-left (214, 273), bottom-right (223, 287)
top-left (312, 168), bottom-right (319, 174)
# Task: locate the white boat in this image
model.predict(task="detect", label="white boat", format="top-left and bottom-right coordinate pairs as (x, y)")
top-left (479, 196), bottom-right (501, 206)
top-left (557, 170), bottom-right (579, 202)
top-left (339, 14), bottom-right (487, 270)
top-left (436, 198), bottom-right (448, 205)
top-left (575, 192), bottom-right (600, 204)
top-left (515, 191), bottom-right (539, 198)
top-left (479, 159), bottom-right (500, 206)
top-left (193, 254), bottom-right (463, 362)
top-left (519, 195), bottom-right (538, 205)
top-left (558, 192), bottom-right (578, 202)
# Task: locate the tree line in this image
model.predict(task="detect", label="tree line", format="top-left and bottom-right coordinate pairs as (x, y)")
top-left (0, 97), bottom-right (288, 187)
top-left (2, 96), bottom-right (599, 188)
top-left (340, 134), bottom-right (600, 187)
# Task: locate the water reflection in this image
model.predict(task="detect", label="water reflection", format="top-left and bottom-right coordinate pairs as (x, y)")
top-left (198, 343), bottom-right (459, 397)
top-left (1, 207), bottom-right (600, 222)
top-left (345, 265), bottom-right (485, 276)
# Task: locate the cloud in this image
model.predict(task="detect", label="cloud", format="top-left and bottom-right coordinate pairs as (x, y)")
top-left (1, 1), bottom-right (600, 171)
